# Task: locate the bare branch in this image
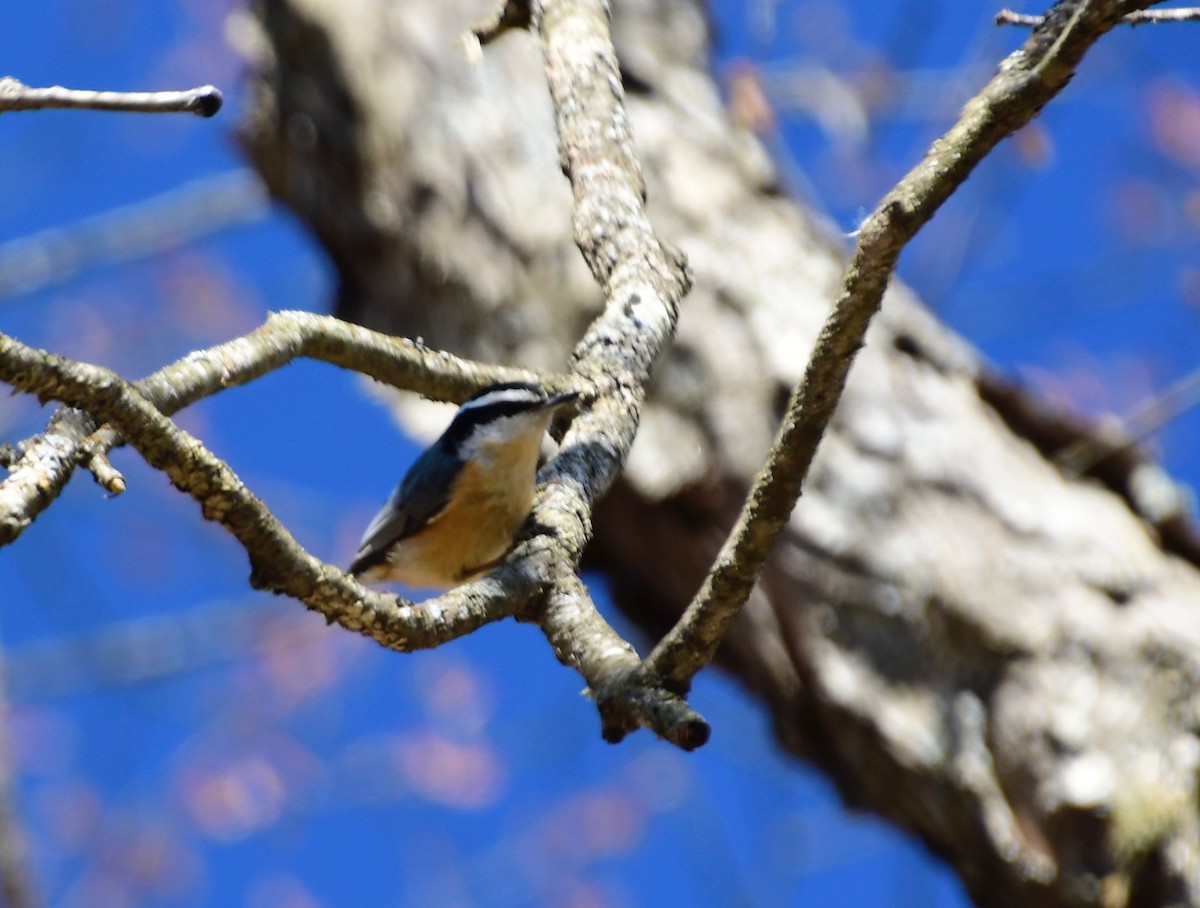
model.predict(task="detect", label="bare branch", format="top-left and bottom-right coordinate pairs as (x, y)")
top-left (0, 76), bottom-right (222, 117)
top-left (5, 0), bottom-right (1153, 757)
top-left (0, 329), bottom-right (540, 650)
top-left (0, 311), bottom-right (546, 547)
top-left (127, 310), bottom-right (553, 419)
top-left (483, 0), bottom-right (699, 739)
top-left (647, 0), bottom-right (1151, 688)
top-left (0, 407), bottom-right (106, 543)
top-left (0, 298), bottom-right (707, 744)
top-left (1, 309), bottom-right (708, 748)
top-left (997, 6), bottom-right (1200, 26)
top-left (0, 278), bottom-right (701, 748)
top-left (534, 574), bottom-right (710, 748)
top-left (79, 439), bottom-right (125, 494)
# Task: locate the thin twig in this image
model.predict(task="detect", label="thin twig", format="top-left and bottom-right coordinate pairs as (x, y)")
top-left (997, 6), bottom-right (1200, 26)
top-left (0, 76), bottom-right (222, 117)
top-left (647, 0), bottom-right (1149, 689)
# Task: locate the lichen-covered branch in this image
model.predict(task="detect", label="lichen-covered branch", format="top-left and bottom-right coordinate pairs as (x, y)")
top-left (2, 0), bottom-right (703, 746)
top-left (0, 310), bottom-right (545, 547)
top-left (646, 0), bottom-right (1159, 689)
top-left (2, 0), bottom-right (1170, 766)
top-left (0, 329), bottom-right (545, 649)
top-left (528, 0), bottom-right (690, 486)
top-left (533, 574), bottom-right (710, 749)
top-left (475, 0), bottom-right (700, 740)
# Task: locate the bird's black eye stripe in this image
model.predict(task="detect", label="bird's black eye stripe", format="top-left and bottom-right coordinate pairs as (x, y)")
top-left (455, 399), bottom-right (542, 428)
top-left (477, 398), bottom-right (540, 418)
top-left (442, 396), bottom-right (547, 450)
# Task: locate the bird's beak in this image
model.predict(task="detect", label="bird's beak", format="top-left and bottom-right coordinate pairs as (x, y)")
top-left (544, 390), bottom-right (580, 409)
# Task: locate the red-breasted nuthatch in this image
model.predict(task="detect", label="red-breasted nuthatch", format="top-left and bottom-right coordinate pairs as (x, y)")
top-left (349, 382), bottom-right (579, 589)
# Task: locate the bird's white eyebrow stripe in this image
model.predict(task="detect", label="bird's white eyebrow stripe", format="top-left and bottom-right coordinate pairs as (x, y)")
top-left (460, 389), bottom-right (541, 410)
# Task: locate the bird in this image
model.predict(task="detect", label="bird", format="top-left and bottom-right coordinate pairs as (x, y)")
top-left (348, 381), bottom-right (579, 589)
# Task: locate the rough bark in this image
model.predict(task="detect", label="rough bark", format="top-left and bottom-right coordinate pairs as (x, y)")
top-left (235, 0), bottom-right (1200, 904)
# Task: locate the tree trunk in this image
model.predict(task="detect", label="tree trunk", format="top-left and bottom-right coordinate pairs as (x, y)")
top-left (235, 0), bottom-right (1200, 903)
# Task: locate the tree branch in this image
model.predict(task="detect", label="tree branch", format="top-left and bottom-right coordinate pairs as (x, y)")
top-left (534, 574), bottom-right (710, 749)
top-left (471, 0), bottom-right (701, 741)
top-left (0, 329), bottom-right (551, 651)
top-left (0, 316), bottom-right (709, 745)
top-left (0, 76), bottom-right (222, 117)
top-left (0, 311), bottom-right (547, 546)
top-left (0, 0), bottom-right (704, 745)
top-left (238, 0), bottom-right (699, 742)
top-left (646, 0), bottom-right (1157, 688)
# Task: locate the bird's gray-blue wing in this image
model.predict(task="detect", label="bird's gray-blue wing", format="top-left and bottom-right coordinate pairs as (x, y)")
top-left (348, 445), bottom-right (458, 576)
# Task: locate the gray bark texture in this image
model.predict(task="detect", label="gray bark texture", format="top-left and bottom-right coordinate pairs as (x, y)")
top-left (235, 0), bottom-right (1200, 904)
